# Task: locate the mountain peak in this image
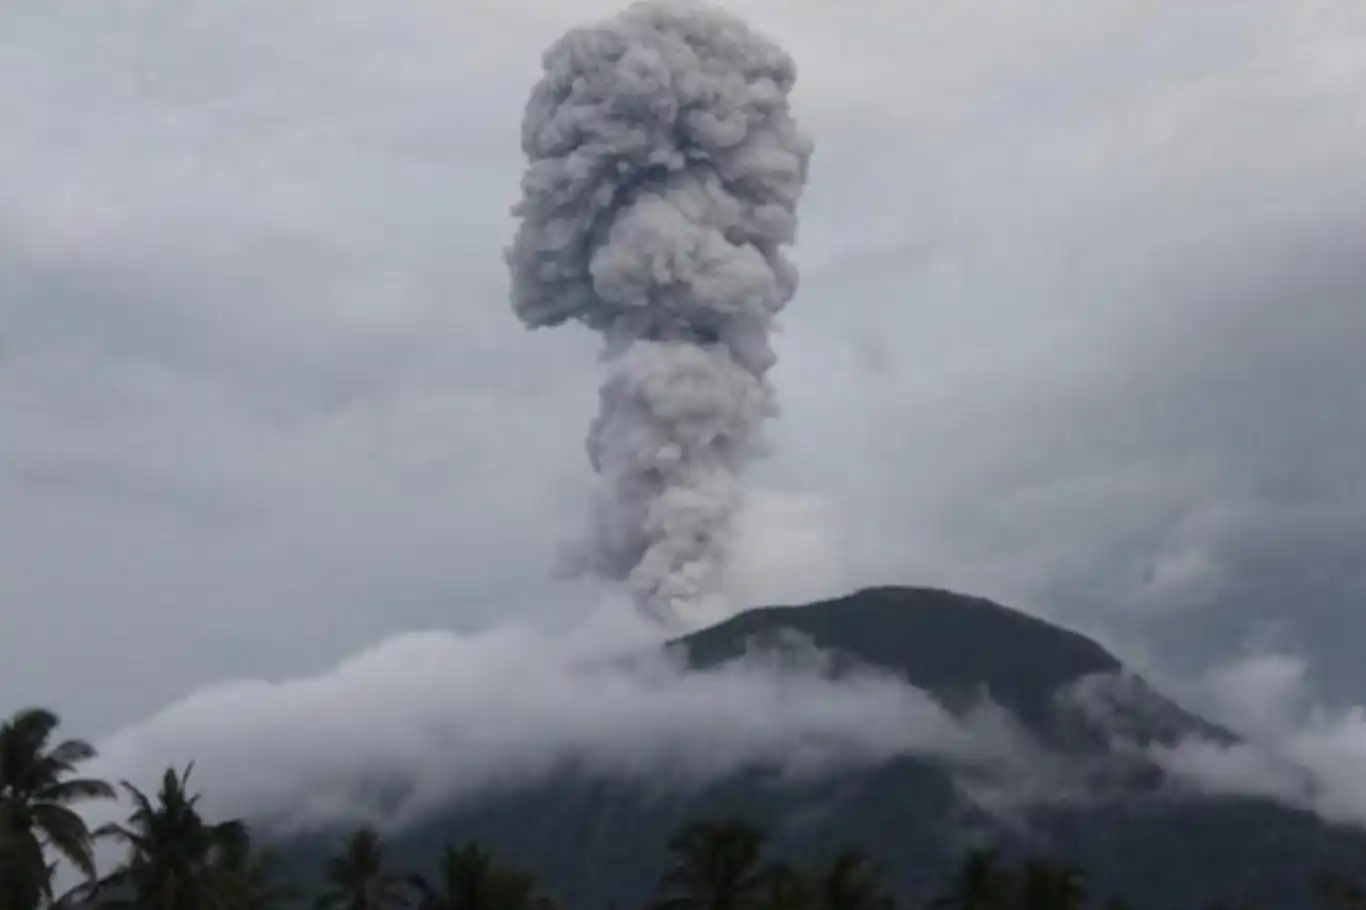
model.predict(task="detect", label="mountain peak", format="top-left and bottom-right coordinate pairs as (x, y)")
top-left (674, 585), bottom-right (1122, 732)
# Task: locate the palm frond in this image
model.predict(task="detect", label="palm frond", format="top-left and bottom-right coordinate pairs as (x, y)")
top-left (30, 802), bottom-right (98, 878)
top-left (36, 776), bottom-right (117, 805)
top-left (92, 821), bottom-right (145, 850)
top-left (46, 738), bottom-right (99, 767)
top-left (5, 708), bottom-right (60, 742)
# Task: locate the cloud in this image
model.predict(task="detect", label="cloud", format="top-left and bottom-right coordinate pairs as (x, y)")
top-left (722, 490), bottom-right (850, 613)
top-left (72, 603), bottom-right (1032, 876)
top-left (2, 0), bottom-right (1364, 747)
top-left (1150, 652), bottom-right (1366, 828)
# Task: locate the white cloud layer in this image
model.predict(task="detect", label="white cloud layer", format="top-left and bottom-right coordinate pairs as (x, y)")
top-left (64, 601), bottom-right (1032, 892)
top-left (1152, 652), bottom-right (1366, 827)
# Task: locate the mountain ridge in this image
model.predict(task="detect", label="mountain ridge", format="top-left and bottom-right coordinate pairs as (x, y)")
top-left (671, 586), bottom-right (1229, 750)
top-left (276, 585), bottom-right (1365, 910)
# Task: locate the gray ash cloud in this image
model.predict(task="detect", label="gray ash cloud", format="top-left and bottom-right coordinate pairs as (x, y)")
top-left (506, 0), bottom-right (812, 623)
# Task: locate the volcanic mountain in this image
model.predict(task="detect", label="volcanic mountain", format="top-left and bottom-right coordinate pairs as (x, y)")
top-left (281, 587), bottom-right (1366, 909)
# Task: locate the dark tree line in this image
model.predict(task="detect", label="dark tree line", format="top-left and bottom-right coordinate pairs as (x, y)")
top-left (2, 707), bottom-right (1363, 910)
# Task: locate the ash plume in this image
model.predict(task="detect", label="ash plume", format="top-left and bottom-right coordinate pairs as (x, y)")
top-left (506, 0), bottom-right (813, 625)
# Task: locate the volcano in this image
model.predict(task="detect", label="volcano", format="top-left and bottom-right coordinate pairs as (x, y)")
top-left (280, 587), bottom-right (1366, 909)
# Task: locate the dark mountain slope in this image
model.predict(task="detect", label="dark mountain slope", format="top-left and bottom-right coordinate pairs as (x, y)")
top-left (278, 586), bottom-right (1366, 909)
top-left (681, 585), bottom-right (1120, 686)
top-left (676, 586), bottom-right (1228, 750)
top-left (676, 586), bottom-right (1121, 735)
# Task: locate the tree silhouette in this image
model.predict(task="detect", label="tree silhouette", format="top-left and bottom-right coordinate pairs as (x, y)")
top-left (1014, 857), bottom-right (1086, 910)
top-left (757, 863), bottom-right (810, 910)
top-left (406, 841), bottom-right (554, 910)
top-left (214, 827), bottom-right (301, 910)
top-left (93, 763), bottom-right (248, 910)
top-left (312, 828), bottom-right (409, 910)
top-left (929, 848), bottom-right (1014, 910)
top-left (653, 818), bottom-right (770, 910)
top-left (810, 848), bottom-right (895, 910)
top-left (0, 707), bottom-right (115, 910)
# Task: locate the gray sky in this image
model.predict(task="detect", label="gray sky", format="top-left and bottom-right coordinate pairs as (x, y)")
top-left (2, 0), bottom-right (1364, 771)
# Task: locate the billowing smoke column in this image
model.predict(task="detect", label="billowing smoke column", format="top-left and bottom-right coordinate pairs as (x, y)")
top-left (507, 0), bottom-right (812, 625)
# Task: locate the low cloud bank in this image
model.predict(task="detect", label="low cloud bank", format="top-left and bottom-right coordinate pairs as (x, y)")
top-left (1148, 653), bottom-right (1366, 828)
top-left (83, 601), bottom-right (1026, 843)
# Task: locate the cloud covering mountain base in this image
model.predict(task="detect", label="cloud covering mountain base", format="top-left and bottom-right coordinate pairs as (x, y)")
top-left (84, 601), bottom-right (1024, 840)
top-left (1150, 652), bottom-right (1366, 829)
top-left (62, 598), bottom-right (1366, 897)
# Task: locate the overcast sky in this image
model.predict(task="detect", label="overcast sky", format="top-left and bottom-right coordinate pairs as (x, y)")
top-left (2, 0), bottom-right (1364, 750)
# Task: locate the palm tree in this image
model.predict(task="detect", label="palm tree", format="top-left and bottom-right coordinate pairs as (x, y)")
top-left (312, 828), bottom-right (409, 910)
top-left (810, 849), bottom-right (895, 910)
top-left (0, 832), bottom-right (49, 910)
top-left (213, 827), bottom-right (300, 910)
top-left (407, 842), bottom-right (553, 910)
top-left (757, 863), bottom-right (809, 910)
top-left (1014, 857), bottom-right (1086, 910)
top-left (929, 847), bottom-right (1014, 910)
top-left (653, 818), bottom-right (770, 910)
top-left (93, 763), bottom-right (248, 910)
top-left (0, 707), bottom-right (115, 910)
top-left (479, 867), bottom-right (551, 910)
